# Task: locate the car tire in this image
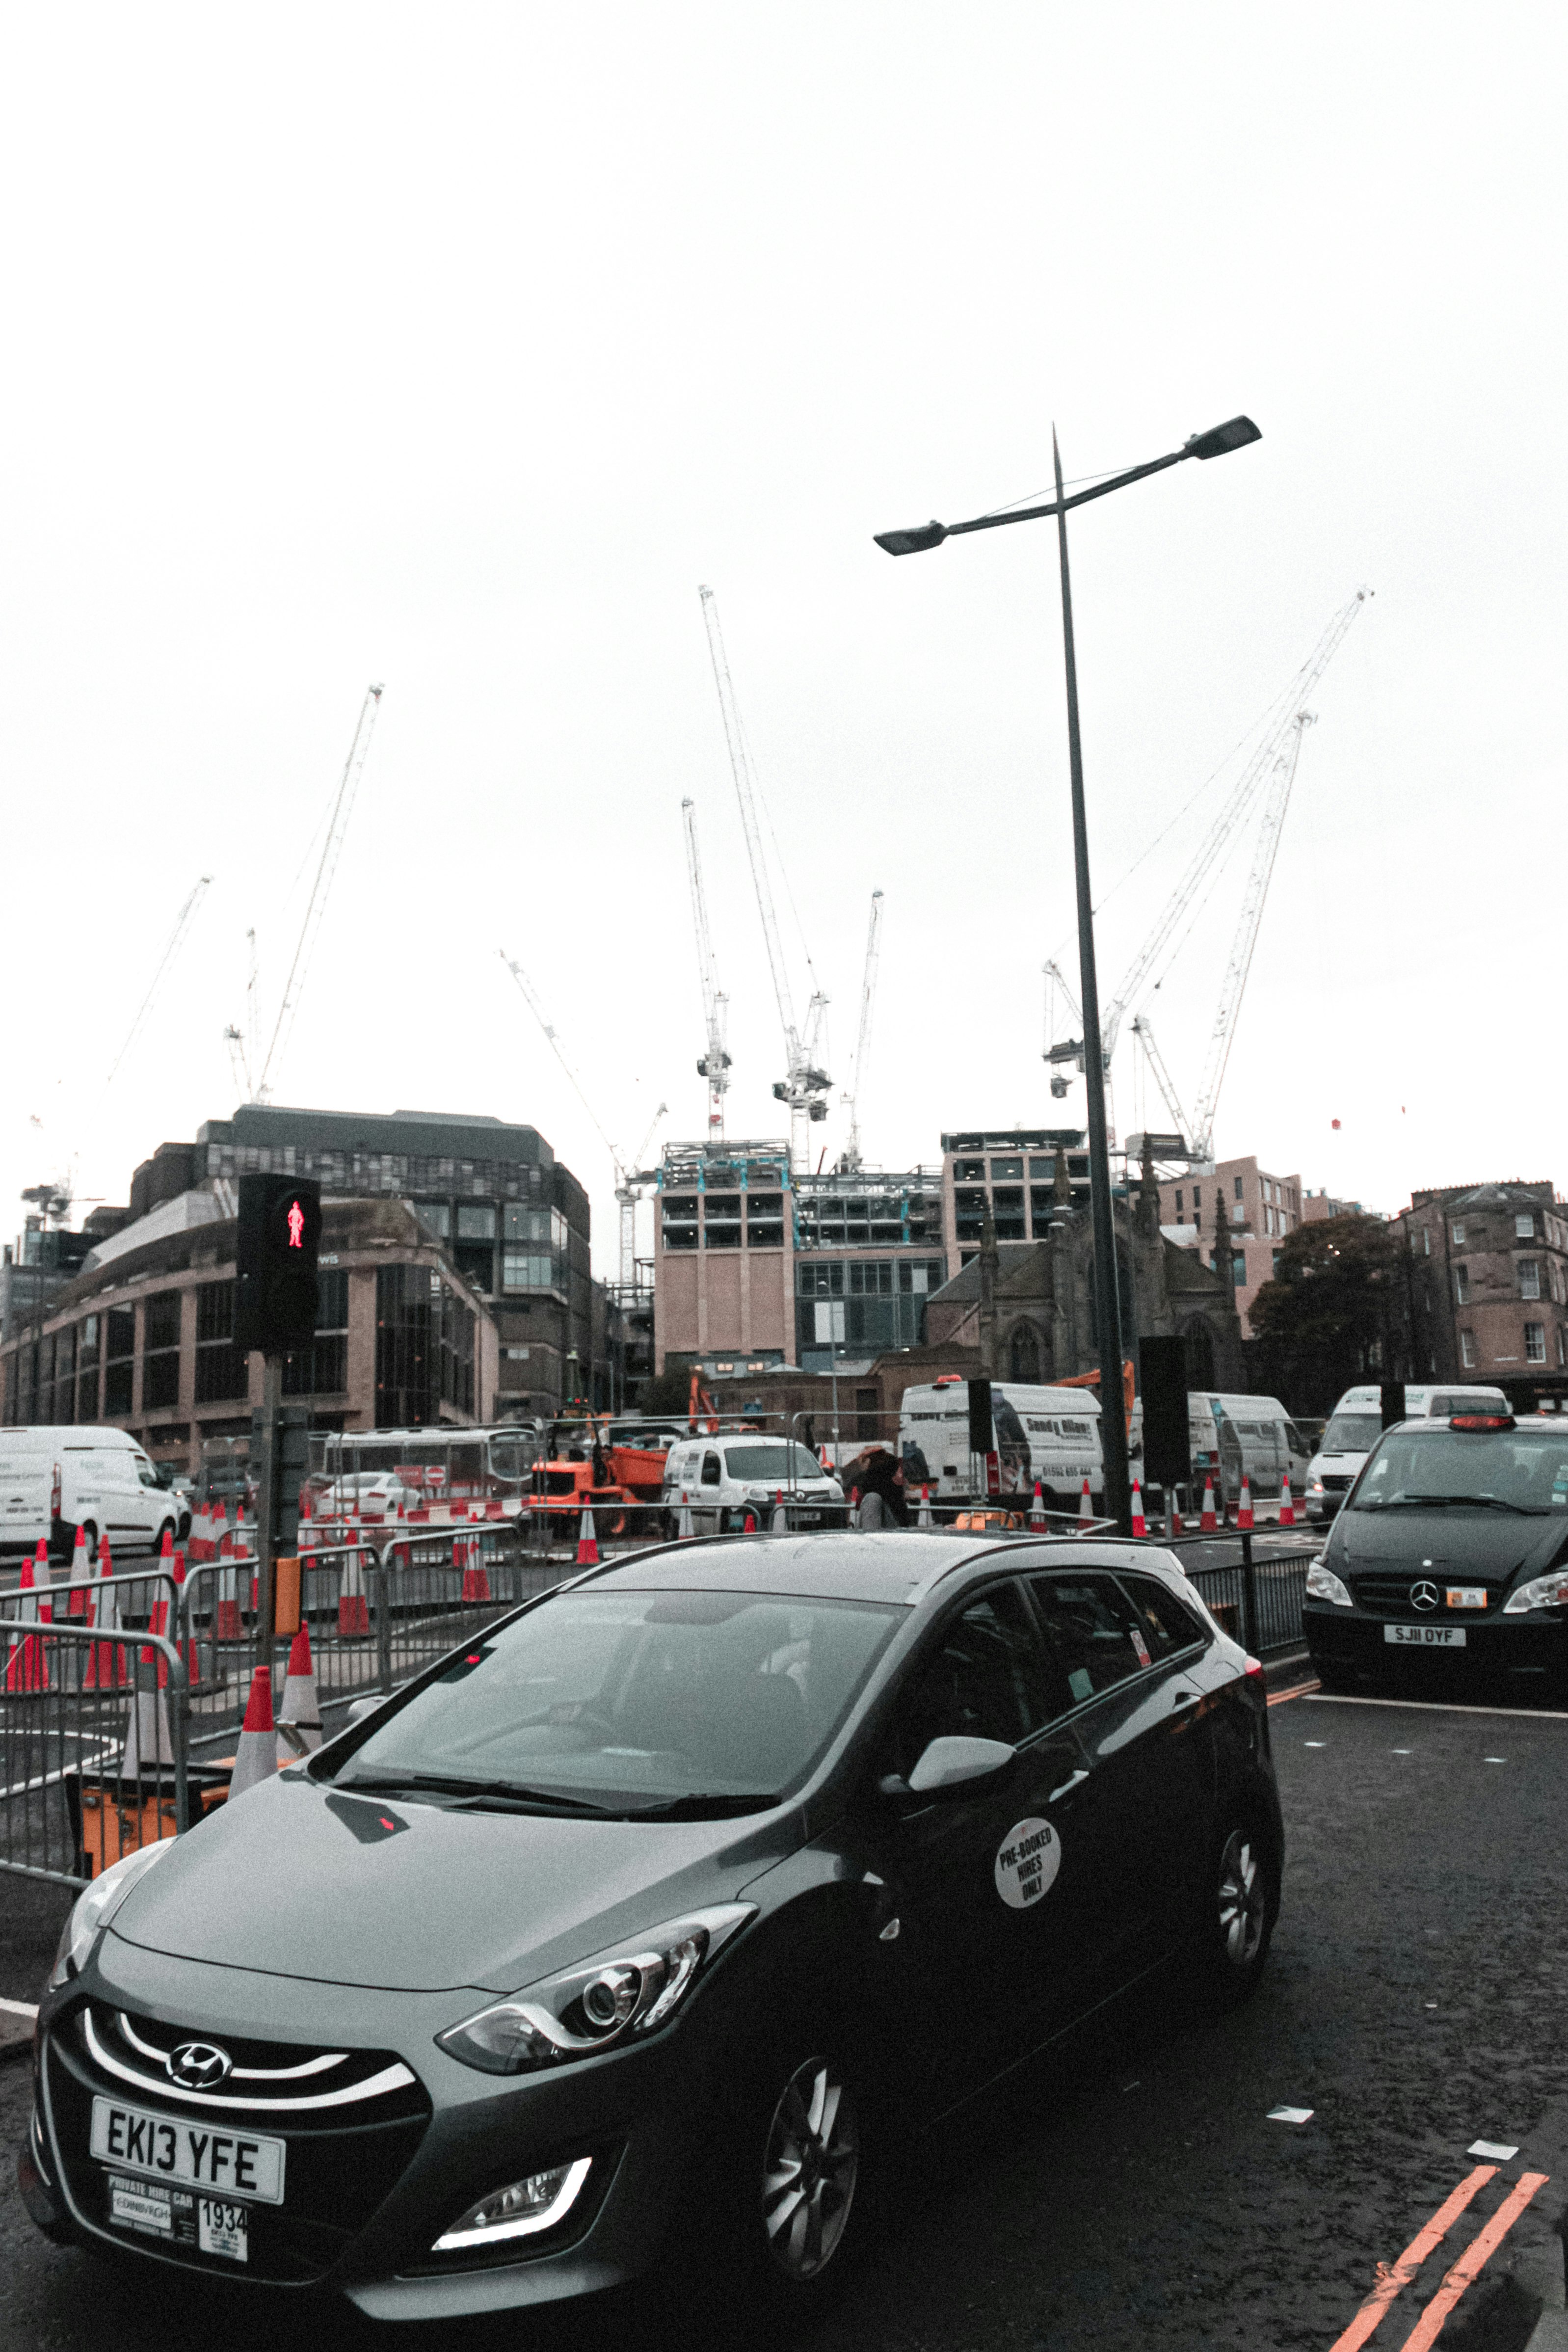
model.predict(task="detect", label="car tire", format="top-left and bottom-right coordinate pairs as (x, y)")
top-left (1192, 1813), bottom-right (1278, 2010)
top-left (676, 2021), bottom-right (869, 2332)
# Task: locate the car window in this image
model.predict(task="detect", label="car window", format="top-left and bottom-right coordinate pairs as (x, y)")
top-left (1026, 1573), bottom-right (1152, 1705)
top-left (1117, 1574), bottom-right (1205, 1659)
top-left (1351, 1428), bottom-right (1568, 1512)
top-left (700, 1452), bottom-right (722, 1487)
top-left (892, 1582), bottom-right (1064, 1773)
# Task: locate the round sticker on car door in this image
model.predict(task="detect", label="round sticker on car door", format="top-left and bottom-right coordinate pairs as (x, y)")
top-left (995, 1818), bottom-right (1062, 1909)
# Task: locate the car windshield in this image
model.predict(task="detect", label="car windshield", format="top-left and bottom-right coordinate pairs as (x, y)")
top-left (722, 1443), bottom-right (824, 1483)
top-left (330, 1587), bottom-right (898, 1815)
top-left (1350, 1429), bottom-right (1568, 1514)
top-left (1323, 1414), bottom-right (1383, 1452)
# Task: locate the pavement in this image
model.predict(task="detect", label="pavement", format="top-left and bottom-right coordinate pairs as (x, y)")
top-left (4, 1682), bottom-right (1566, 2350)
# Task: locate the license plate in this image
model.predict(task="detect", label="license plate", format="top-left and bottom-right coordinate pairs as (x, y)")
top-left (91, 2095), bottom-right (285, 2202)
top-left (1384, 1623), bottom-right (1467, 1648)
top-left (106, 2172), bottom-right (251, 2260)
top-left (797, 1511), bottom-right (824, 1526)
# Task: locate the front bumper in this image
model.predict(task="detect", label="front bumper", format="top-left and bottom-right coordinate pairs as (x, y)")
top-left (25, 1931), bottom-right (724, 2318)
top-left (1303, 1598), bottom-right (1568, 1686)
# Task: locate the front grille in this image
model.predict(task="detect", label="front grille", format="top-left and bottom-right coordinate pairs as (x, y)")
top-left (1350, 1575), bottom-right (1501, 1619)
top-left (47, 2002), bottom-right (431, 2283)
top-left (1321, 1474), bottom-right (1352, 1494)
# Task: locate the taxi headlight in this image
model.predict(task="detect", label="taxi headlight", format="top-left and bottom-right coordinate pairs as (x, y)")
top-left (49, 1839), bottom-right (172, 1989)
top-left (1305, 1560), bottom-right (1353, 1608)
top-left (433, 2156), bottom-right (593, 2250)
top-left (435, 1903), bottom-right (754, 2076)
top-left (1503, 1570), bottom-right (1568, 1614)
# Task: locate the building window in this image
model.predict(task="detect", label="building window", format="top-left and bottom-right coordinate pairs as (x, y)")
top-left (104, 1307), bottom-right (135, 1417)
top-left (1454, 1264), bottom-right (1470, 1306)
top-left (141, 1291), bottom-right (183, 1411)
top-left (1519, 1259), bottom-right (1541, 1300)
top-left (1422, 1227), bottom-right (1430, 1256)
top-left (195, 1281), bottom-right (249, 1404)
top-left (1451, 1220), bottom-right (1466, 1245)
top-left (503, 1251), bottom-right (556, 1292)
top-left (1560, 1328), bottom-right (1567, 1369)
top-left (1526, 1322), bottom-right (1546, 1364)
top-left (1192, 1186), bottom-right (1201, 1211)
top-left (660, 1196), bottom-right (698, 1251)
top-left (746, 1193), bottom-right (784, 1248)
top-left (1174, 1190), bottom-right (1183, 1215)
top-left (1460, 1330), bottom-right (1476, 1368)
top-left (954, 1158), bottom-right (986, 1181)
top-left (415, 1202), bottom-right (452, 1240)
top-left (990, 1156), bottom-right (1023, 1181)
top-left (1272, 1250), bottom-right (1282, 1273)
top-left (456, 1204), bottom-right (497, 1242)
top-left (1234, 1176), bottom-right (1244, 1200)
top-left (1516, 1212), bottom-right (1536, 1238)
top-left (1230, 1252), bottom-right (1247, 1285)
top-left (703, 1191), bottom-right (742, 1248)
top-left (283, 1268), bottom-right (350, 1397)
top-left (375, 1262), bottom-right (475, 1426)
top-left (76, 1314), bottom-right (101, 1420)
top-left (1009, 1324), bottom-right (1040, 1381)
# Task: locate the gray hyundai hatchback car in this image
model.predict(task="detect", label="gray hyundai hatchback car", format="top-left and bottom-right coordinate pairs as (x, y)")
top-left (21, 1530), bottom-right (1282, 2325)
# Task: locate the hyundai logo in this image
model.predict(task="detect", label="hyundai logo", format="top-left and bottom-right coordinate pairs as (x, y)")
top-left (166, 2040), bottom-right (232, 2090)
top-left (1410, 1580), bottom-right (1440, 1613)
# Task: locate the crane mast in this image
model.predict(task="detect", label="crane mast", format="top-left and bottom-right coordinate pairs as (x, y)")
top-left (259, 684), bottom-right (383, 1101)
top-left (107, 874), bottom-right (213, 1083)
top-left (681, 798), bottom-right (731, 1136)
top-left (697, 585), bottom-right (829, 1170)
top-left (1129, 1013), bottom-right (1193, 1151)
top-left (842, 889), bottom-right (883, 1172)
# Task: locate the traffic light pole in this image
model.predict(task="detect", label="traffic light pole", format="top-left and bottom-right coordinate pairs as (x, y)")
top-left (253, 1351), bottom-right (283, 1684)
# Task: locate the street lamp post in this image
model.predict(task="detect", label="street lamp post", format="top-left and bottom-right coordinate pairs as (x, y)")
top-left (875, 414), bottom-right (1261, 1531)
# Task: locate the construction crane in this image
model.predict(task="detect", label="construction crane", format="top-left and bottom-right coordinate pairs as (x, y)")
top-left (841, 890), bottom-right (884, 1171)
top-left (697, 586), bottom-right (830, 1170)
top-left (258, 683), bottom-right (383, 1101)
top-left (499, 952), bottom-right (667, 1287)
top-left (106, 875), bottom-right (213, 1083)
top-left (1098, 591), bottom-right (1368, 1062)
top-left (1128, 1013), bottom-right (1192, 1150)
top-left (1186, 709), bottom-right (1314, 1161)
top-left (222, 929), bottom-right (260, 1100)
top-left (680, 798), bottom-right (731, 1137)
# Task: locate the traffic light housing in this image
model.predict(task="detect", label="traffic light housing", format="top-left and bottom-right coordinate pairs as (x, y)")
top-left (234, 1175), bottom-right (322, 1356)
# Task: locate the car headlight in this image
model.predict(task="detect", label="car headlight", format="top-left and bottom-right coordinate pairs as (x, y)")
top-left (1308, 1479), bottom-right (1326, 1496)
top-left (1306, 1559), bottom-right (1353, 1608)
top-left (48, 1840), bottom-right (173, 1989)
top-left (1503, 1570), bottom-right (1568, 1614)
top-left (435, 1903), bottom-right (755, 2075)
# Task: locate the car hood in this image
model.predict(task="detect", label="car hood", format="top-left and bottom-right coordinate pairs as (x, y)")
top-left (1331, 1505), bottom-right (1567, 1585)
top-left (109, 1769), bottom-right (796, 1994)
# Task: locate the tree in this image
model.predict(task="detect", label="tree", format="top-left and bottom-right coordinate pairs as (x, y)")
top-left (1248, 1214), bottom-right (1408, 1415)
top-left (636, 1363), bottom-right (696, 1418)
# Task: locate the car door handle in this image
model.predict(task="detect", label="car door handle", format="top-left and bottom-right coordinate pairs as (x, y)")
top-left (1049, 1767), bottom-right (1089, 1803)
top-left (1171, 1688), bottom-right (1202, 1715)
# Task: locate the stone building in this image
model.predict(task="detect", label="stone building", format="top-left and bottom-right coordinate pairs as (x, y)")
top-left (1156, 1153), bottom-right (1305, 1341)
top-left (1395, 1180), bottom-right (1568, 1403)
top-left (926, 1147), bottom-right (1244, 1391)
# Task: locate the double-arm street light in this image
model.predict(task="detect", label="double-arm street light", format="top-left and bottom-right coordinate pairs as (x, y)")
top-left (875, 414), bottom-right (1261, 1533)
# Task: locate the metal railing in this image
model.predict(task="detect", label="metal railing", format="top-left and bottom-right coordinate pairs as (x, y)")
top-left (0, 1623), bottom-right (190, 1890)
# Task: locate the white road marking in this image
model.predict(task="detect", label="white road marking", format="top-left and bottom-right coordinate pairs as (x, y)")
top-left (1304, 1740), bottom-right (1327, 1747)
top-left (0, 1996), bottom-right (39, 2020)
top-left (1304, 1693), bottom-right (1568, 1722)
top-left (1484, 1757), bottom-right (1507, 1764)
top-left (1267, 2106), bottom-right (1314, 2124)
top-left (1468, 2138), bottom-right (1520, 2160)
top-left (1392, 1747), bottom-right (1413, 1754)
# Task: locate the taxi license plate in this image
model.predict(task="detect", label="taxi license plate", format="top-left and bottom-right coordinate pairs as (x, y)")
top-left (91, 2094), bottom-right (285, 2203)
top-left (1384, 1624), bottom-right (1467, 1648)
top-left (106, 2174), bottom-right (252, 2260)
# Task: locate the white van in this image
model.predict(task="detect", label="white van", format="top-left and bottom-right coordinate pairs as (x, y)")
top-left (0, 1426), bottom-right (184, 1560)
top-left (1178, 1393), bottom-right (1313, 1511)
top-left (661, 1435), bottom-right (844, 1534)
top-left (899, 1383), bottom-right (1105, 1510)
top-left (1304, 1382), bottom-right (1510, 1525)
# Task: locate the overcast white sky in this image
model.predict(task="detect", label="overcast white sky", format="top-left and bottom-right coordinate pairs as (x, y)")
top-left (3, 7), bottom-right (1563, 1272)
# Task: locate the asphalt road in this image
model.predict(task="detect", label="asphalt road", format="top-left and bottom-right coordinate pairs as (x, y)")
top-left (5, 1683), bottom-right (1567, 2351)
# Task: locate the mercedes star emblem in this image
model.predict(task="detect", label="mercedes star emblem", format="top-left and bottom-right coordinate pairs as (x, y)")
top-left (1410, 1580), bottom-right (1440, 1613)
top-left (166, 2040), bottom-right (233, 2090)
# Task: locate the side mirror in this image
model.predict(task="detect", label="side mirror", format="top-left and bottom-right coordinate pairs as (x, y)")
top-left (343, 1694), bottom-right (383, 1727)
top-left (904, 1734), bottom-right (1016, 1797)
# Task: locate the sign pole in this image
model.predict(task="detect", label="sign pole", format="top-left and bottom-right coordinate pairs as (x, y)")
top-left (254, 1350), bottom-right (282, 1684)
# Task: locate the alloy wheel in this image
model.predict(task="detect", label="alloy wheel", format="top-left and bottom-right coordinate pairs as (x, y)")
top-left (760, 2055), bottom-right (859, 2281)
top-left (1217, 1829), bottom-right (1266, 1968)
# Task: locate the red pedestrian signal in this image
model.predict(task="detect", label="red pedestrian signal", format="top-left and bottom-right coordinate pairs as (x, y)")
top-left (287, 1199), bottom-right (305, 1250)
top-left (235, 1176), bottom-right (322, 1355)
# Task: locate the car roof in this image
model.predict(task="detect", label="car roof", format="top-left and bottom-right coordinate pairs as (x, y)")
top-left (578, 1530), bottom-right (1196, 1609)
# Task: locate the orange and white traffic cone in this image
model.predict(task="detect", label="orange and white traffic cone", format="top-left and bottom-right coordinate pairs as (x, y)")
top-left (576, 1506), bottom-right (600, 1567)
top-left (850, 1487), bottom-right (862, 1528)
top-left (120, 1638), bottom-right (174, 1776)
top-left (771, 1488), bottom-right (788, 1533)
top-left (83, 1541), bottom-right (128, 1691)
top-left (229, 1666), bottom-right (280, 1799)
top-left (66, 1523), bottom-right (92, 1618)
top-left (677, 1488), bottom-right (694, 1539)
top-left (1279, 1474), bottom-right (1296, 1528)
top-left (276, 1624), bottom-right (322, 1753)
top-left (1131, 1480), bottom-right (1147, 1538)
top-left (918, 1482), bottom-right (934, 1528)
top-left (214, 1529), bottom-right (242, 1642)
top-left (4, 1553), bottom-right (50, 1693)
top-left (1200, 1476), bottom-right (1218, 1532)
top-left (1078, 1479), bottom-right (1093, 1524)
top-left (1029, 1480), bottom-right (1047, 1530)
top-left (1237, 1476), bottom-right (1254, 1532)
top-left (170, 1545), bottom-right (199, 1681)
top-left (338, 1547), bottom-right (371, 1637)
top-left (460, 1531), bottom-right (491, 1603)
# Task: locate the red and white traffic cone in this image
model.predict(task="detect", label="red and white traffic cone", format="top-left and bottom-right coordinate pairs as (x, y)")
top-left (1029, 1480), bottom-right (1047, 1530)
top-left (849, 1487), bottom-right (862, 1528)
top-left (83, 1541), bottom-right (128, 1691)
top-left (576, 1506), bottom-right (599, 1567)
top-left (771, 1488), bottom-right (788, 1532)
top-left (1078, 1479), bottom-right (1093, 1524)
top-left (228, 1665), bottom-right (280, 1799)
top-left (1200, 1476), bottom-right (1218, 1533)
top-left (277, 1624), bottom-right (322, 1754)
top-left (677, 1488), bottom-right (694, 1539)
top-left (170, 1545), bottom-right (199, 1680)
top-left (66, 1523), bottom-right (92, 1618)
top-left (338, 1547), bottom-right (371, 1637)
top-left (4, 1552), bottom-right (50, 1693)
top-left (1237, 1476), bottom-right (1254, 1532)
top-left (1131, 1480), bottom-right (1147, 1538)
top-left (918, 1482), bottom-right (934, 1528)
top-left (214, 1529), bottom-right (242, 1642)
top-left (120, 1638), bottom-right (174, 1776)
top-left (460, 1531), bottom-right (491, 1603)
top-left (742, 1509), bottom-right (757, 1533)
top-left (1279, 1474), bottom-right (1296, 1528)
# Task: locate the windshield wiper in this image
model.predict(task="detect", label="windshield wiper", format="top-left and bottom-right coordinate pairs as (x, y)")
top-left (620, 1791), bottom-right (779, 1820)
top-left (1393, 1493), bottom-right (1539, 1514)
top-left (333, 1770), bottom-right (617, 1814)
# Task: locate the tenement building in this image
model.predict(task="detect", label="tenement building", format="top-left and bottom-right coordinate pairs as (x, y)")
top-left (1396, 1180), bottom-right (1568, 1402)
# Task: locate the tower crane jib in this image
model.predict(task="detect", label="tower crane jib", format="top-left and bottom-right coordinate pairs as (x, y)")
top-left (681, 798), bottom-right (731, 1137)
top-left (107, 875), bottom-right (213, 1084)
top-left (843, 890), bottom-right (883, 1172)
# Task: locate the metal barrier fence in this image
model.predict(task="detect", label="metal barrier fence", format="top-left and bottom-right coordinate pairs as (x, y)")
top-left (1172, 1533), bottom-right (1310, 1658)
top-left (0, 1624), bottom-right (190, 1890)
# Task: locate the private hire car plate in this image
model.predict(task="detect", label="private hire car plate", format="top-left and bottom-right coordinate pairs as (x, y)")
top-left (106, 2173), bottom-right (252, 2260)
top-left (91, 2096), bottom-right (285, 2205)
top-left (1384, 1623), bottom-right (1467, 1648)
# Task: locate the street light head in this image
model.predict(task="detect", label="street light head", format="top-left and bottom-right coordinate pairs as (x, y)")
top-left (1183, 415), bottom-right (1262, 461)
top-left (873, 519), bottom-right (949, 556)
